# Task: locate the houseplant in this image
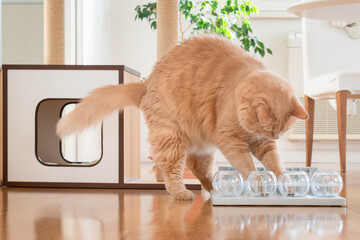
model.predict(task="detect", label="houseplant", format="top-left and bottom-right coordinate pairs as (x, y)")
top-left (135, 0), bottom-right (272, 57)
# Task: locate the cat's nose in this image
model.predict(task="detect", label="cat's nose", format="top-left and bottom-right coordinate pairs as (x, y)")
top-left (272, 132), bottom-right (280, 139)
top-left (271, 132), bottom-right (278, 139)
top-left (275, 133), bottom-right (283, 139)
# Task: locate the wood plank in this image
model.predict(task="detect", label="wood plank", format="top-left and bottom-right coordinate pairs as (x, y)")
top-left (336, 90), bottom-right (349, 172)
top-left (123, 71), bottom-right (141, 182)
top-left (305, 95), bottom-right (315, 167)
top-left (0, 70), bottom-right (2, 186)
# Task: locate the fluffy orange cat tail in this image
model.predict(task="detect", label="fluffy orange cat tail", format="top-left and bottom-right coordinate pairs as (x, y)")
top-left (56, 82), bottom-right (146, 137)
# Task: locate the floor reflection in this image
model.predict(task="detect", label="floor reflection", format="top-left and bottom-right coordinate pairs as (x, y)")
top-left (3, 188), bottom-right (118, 240)
top-left (0, 187), bottom-right (356, 240)
top-left (128, 191), bottom-right (348, 240)
top-left (212, 206), bottom-right (346, 239)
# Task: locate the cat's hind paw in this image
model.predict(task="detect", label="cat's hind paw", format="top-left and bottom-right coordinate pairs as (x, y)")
top-left (172, 189), bottom-right (195, 200)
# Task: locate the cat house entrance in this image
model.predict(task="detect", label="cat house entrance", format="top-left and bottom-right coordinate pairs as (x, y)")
top-left (35, 99), bottom-right (103, 166)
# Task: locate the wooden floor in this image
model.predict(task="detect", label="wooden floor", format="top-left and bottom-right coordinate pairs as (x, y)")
top-left (1, 163), bottom-right (360, 240)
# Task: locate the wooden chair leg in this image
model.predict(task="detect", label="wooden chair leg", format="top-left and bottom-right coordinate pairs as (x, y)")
top-left (305, 95), bottom-right (315, 167)
top-left (336, 90), bottom-right (349, 172)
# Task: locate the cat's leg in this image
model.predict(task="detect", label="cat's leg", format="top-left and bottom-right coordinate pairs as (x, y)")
top-left (186, 151), bottom-right (216, 192)
top-left (150, 128), bottom-right (194, 200)
top-left (216, 141), bottom-right (256, 179)
top-left (249, 138), bottom-right (285, 177)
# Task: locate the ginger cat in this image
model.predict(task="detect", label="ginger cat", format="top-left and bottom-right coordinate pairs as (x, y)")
top-left (57, 36), bottom-right (308, 200)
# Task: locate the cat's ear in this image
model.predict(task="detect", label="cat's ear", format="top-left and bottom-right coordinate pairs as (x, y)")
top-left (257, 105), bottom-right (272, 125)
top-left (291, 97), bottom-right (309, 120)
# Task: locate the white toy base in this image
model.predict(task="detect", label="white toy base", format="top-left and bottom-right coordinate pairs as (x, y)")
top-left (210, 190), bottom-right (346, 206)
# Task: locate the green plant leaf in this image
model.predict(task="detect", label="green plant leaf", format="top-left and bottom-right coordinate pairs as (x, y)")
top-left (258, 48), bottom-right (265, 57)
top-left (257, 41), bottom-right (264, 49)
top-left (250, 38), bottom-right (255, 47)
top-left (134, 0), bottom-right (273, 57)
top-left (151, 21), bottom-right (157, 30)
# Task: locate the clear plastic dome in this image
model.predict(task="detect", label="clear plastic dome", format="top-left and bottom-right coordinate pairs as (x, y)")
top-left (311, 171), bottom-right (343, 197)
top-left (246, 171), bottom-right (277, 197)
top-left (278, 171), bottom-right (310, 197)
top-left (212, 170), bottom-right (244, 197)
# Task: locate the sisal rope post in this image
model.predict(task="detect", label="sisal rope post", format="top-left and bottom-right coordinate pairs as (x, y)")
top-left (44, 0), bottom-right (65, 64)
top-left (156, 0), bottom-right (179, 181)
top-left (156, 0), bottom-right (179, 60)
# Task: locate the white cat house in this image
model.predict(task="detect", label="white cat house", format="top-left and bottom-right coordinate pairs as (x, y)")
top-left (1, 65), bottom-right (201, 190)
top-left (2, 65), bottom-right (145, 188)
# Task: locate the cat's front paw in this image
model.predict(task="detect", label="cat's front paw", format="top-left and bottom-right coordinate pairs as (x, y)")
top-left (172, 189), bottom-right (195, 200)
top-left (200, 178), bottom-right (213, 192)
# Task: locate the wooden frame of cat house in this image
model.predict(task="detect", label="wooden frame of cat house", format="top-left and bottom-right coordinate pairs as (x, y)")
top-left (1, 65), bottom-right (200, 190)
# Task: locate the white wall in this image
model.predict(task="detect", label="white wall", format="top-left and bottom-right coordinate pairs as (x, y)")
top-left (109, 0), bottom-right (157, 77)
top-left (76, 0), bottom-right (112, 65)
top-left (2, 4), bottom-right (44, 64)
top-left (3, 1), bottom-right (359, 164)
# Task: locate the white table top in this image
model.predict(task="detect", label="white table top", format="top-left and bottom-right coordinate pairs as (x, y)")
top-left (288, 0), bottom-right (360, 22)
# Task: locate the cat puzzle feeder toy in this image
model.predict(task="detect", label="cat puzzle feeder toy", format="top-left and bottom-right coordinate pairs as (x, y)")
top-left (210, 166), bottom-right (346, 206)
top-left (212, 169), bottom-right (245, 197)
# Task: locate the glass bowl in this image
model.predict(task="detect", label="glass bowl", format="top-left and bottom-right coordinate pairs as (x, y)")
top-left (278, 171), bottom-right (310, 197)
top-left (246, 171), bottom-right (277, 197)
top-left (311, 171), bottom-right (343, 197)
top-left (212, 170), bottom-right (245, 197)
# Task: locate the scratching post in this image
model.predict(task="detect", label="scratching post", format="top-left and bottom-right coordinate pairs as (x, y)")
top-left (156, 0), bottom-right (179, 181)
top-left (44, 0), bottom-right (65, 64)
top-left (156, 0), bottom-right (178, 59)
